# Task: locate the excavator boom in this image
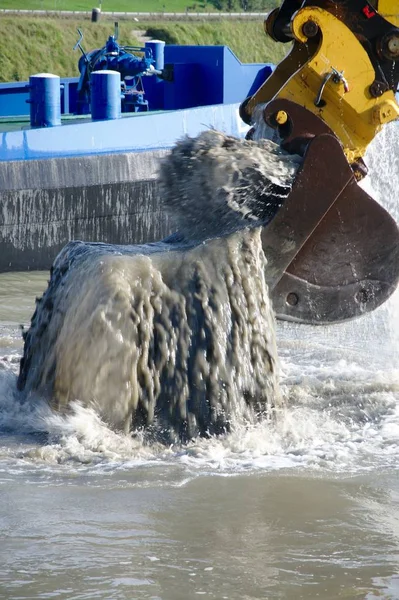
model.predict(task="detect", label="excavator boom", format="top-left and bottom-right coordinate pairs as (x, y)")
top-left (241, 0), bottom-right (399, 324)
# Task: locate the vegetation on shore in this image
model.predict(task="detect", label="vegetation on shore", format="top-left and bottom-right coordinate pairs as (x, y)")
top-left (144, 20), bottom-right (284, 62)
top-left (0, 16), bottom-right (285, 82)
top-left (1, 0), bottom-right (216, 10)
top-left (0, 18), bottom-right (138, 82)
top-left (1, 0), bottom-right (276, 13)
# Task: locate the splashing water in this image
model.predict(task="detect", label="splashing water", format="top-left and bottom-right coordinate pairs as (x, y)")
top-left (16, 131), bottom-right (301, 444)
top-left (1, 125), bottom-right (399, 476)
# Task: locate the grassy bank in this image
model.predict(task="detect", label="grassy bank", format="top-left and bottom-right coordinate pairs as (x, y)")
top-left (0, 18), bottom-right (139, 82)
top-left (144, 20), bottom-right (284, 62)
top-left (1, 0), bottom-right (278, 12)
top-left (1, 0), bottom-right (217, 10)
top-left (0, 16), bottom-right (285, 82)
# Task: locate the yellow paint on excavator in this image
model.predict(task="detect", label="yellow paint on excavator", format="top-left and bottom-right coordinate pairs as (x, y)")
top-left (246, 2), bottom-right (399, 163)
top-left (377, 0), bottom-right (399, 26)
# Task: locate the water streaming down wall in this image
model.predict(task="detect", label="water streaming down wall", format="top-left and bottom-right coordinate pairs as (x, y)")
top-left (0, 150), bottom-right (174, 271)
top-left (17, 131), bottom-right (300, 442)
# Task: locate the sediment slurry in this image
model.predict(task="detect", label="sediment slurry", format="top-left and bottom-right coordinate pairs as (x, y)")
top-left (17, 131), bottom-right (301, 442)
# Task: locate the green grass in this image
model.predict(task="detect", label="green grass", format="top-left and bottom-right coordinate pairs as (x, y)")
top-left (0, 0), bottom-right (218, 11)
top-left (0, 18), bottom-right (142, 81)
top-left (144, 20), bottom-right (284, 63)
top-left (0, 16), bottom-right (286, 82)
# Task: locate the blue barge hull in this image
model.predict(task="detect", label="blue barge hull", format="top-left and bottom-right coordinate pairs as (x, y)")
top-left (0, 44), bottom-right (272, 272)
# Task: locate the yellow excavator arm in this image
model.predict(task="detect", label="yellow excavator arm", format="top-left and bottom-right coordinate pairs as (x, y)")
top-left (241, 0), bottom-right (399, 166)
top-left (378, 0), bottom-right (399, 26)
top-left (240, 0), bottom-right (399, 325)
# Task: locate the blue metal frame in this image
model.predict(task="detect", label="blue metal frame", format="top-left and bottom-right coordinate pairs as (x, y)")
top-left (0, 45), bottom-right (273, 119)
top-left (0, 45), bottom-right (273, 162)
top-left (0, 102), bottom-right (249, 162)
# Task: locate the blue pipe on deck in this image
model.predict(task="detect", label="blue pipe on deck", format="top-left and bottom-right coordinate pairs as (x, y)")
top-left (145, 40), bottom-right (165, 72)
top-left (28, 73), bottom-right (61, 128)
top-left (144, 41), bottom-right (165, 110)
top-left (90, 70), bottom-right (121, 121)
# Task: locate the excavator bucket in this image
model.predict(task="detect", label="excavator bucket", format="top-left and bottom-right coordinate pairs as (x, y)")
top-left (240, 0), bottom-right (399, 324)
top-left (261, 99), bottom-right (399, 324)
top-left (262, 128), bottom-right (399, 324)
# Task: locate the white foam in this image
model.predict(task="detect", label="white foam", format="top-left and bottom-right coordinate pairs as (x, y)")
top-left (1, 124), bottom-right (399, 478)
top-left (1, 351), bottom-right (399, 476)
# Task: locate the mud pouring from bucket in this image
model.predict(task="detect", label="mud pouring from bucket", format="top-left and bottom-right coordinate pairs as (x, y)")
top-left (16, 0), bottom-right (399, 442)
